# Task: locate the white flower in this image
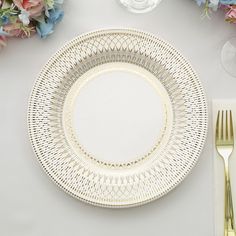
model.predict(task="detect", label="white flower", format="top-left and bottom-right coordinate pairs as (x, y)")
top-left (209, 0), bottom-right (220, 11)
top-left (19, 10), bottom-right (30, 25)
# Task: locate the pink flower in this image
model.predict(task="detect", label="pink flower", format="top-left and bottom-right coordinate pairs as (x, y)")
top-left (13, 0), bottom-right (45, 17)
top-left (3, 23), bottom-right (36, 38)
top-left (0, 36), bottom-right (7, 49)
top-left (3, 24), bottom-right (21, 37)
top-left (224, 5), bottom-right (236, 23)
top-left (226, 6), bottom-right (236, 18)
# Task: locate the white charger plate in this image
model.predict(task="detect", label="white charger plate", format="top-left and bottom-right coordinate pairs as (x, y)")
top-left (28, 29), bottom-right (208, 208)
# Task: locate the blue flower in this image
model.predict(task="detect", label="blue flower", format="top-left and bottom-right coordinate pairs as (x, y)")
top-left (54, 0), bottom-right (64, 5)
top-left (36, 4), bottom-right (64, 39)
top-left (196, 0), bottom-right (206, 6)
top-left (48, 7), bottom-right (64, 25)
top-left (36, 7), bottom-right (63, 39)
top-left (195, 0), bottom-right (220, 10)
top-left (0, 26), bottom-right (9, 36)
top-left (1, 15), bottom-right (9, 25)
top-left (220, 0), bottom-right (236, 4)
top-left (36, 21), bottom-right (54, 39)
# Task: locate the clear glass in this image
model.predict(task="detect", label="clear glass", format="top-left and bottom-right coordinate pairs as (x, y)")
top-left (221, 37), bottom-right (236, 77)
top-left (118, 0), bottom-right (162, 13)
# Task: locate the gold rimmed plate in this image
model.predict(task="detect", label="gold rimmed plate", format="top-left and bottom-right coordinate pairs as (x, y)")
top-left (28, 29), bottom-right (208, 208)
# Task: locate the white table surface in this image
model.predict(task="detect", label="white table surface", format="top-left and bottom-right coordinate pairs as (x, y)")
top-left (1, 0), bottom-right (236, 235)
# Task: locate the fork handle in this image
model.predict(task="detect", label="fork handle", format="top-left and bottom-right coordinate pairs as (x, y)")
top-left (224, 161), bottom-right (235, 236)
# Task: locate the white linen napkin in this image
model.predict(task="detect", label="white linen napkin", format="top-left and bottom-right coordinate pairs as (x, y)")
top-left (213, 100), bottom-right (236, 236)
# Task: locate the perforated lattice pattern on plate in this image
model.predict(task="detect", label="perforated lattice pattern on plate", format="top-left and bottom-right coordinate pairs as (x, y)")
top-left (28, 29), bottom-right (208, 208)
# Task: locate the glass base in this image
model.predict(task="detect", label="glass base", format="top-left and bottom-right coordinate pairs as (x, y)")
top-left (118, 0), bottom-right (162, 13)
top-left (221, 37), bottom-right (236, 77)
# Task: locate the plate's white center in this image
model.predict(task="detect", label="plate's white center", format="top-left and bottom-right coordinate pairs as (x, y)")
top-left (72, 65), bottom-right (165, 164)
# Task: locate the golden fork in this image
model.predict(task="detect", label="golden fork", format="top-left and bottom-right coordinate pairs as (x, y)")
top-left (216, 110), bottom-right (236, 236)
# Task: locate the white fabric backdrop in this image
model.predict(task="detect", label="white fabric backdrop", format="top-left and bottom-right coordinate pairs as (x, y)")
top-left (1, 0), bottom-right (236, 235)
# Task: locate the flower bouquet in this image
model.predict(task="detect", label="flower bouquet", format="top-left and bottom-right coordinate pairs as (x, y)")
top-left (195, 0), bottom-right (236, 22)
top-left (0, 0), bottom-right (64, 48)
top-left (195, 1), bottom-right (236, 77)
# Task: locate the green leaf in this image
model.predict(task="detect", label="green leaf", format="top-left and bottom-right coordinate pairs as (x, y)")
top-left (1, 1), bottom-right (12, 9)
top-left (20, 24), bottom-right (35, 37)
top-left (0, 7), bottom-right (19, 18)
top-left (44, 0), bottom-right (54, 9)
top-left (9, 15), bottom-right (18, 24)
top-left (33, 15), bottom-right (46, 23)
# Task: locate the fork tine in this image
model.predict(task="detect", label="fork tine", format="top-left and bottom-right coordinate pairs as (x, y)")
top-left (226, 110), bottom-right (229, 140)
top-left (216, 110), bottom-right (220, 141)
top-left (221, 110), bottom-right (224, 140)
top-left (230, 110), bottom-right (234, 141)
